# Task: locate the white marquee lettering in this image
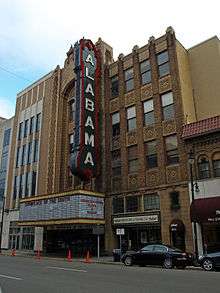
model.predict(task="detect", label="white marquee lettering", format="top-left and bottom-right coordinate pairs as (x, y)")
top-left (85, 116), bottom-right (94, 129)
top-left (85, 54), bottom-right (95, 66)
top-left (85, 133), bottom-right (94, 147)
top-left (85, 98), bottom-right (94, 111)
top-left (85, 67), bottom-right (94, 81)
top-left (85, 83), bottom-right (94, 96)
top-left (84, 152), bottom-right (94, 166)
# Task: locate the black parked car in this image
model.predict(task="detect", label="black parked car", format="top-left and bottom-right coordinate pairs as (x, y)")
top-left (121, 244), bottom-right (193, 269)
top-left (199, 251), bottom-right (220, 271)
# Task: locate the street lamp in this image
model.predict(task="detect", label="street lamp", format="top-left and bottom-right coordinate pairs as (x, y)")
top-left (0, 195), bottom-right (5, 253)
top-left (188, 149), bottom-right (198, 261)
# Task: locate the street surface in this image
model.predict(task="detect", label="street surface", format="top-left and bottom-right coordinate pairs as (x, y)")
top-left (0, 255), bottom-right (219, 293)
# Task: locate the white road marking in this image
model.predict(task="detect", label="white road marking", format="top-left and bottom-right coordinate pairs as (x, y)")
top-left (0, 274), bottom-right (22, 281)
top-left (46, 266), bottom-right (87, 273)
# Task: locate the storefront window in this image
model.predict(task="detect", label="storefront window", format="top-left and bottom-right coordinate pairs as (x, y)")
top-left (144, 194), bottom-right (160, 210)
top-left (21, 227), bottom-right (34, 250)
top-left (126, 196), bottom-right (139, 212)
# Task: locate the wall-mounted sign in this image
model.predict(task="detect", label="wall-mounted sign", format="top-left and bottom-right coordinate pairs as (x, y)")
top-left (70, 39), bottom-right (100, 180)
top-left (19, 194), bottom-right (104, 222)
top-left (113, 215), bottom-right (159, 225)
top-left (116, 228), bottom-right (125, 235)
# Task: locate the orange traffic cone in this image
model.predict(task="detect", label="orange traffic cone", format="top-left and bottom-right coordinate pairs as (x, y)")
top-left (35, 250), bottom-right (41, 260)
top-left (84, 250), bottom-right (92, 263)
top-left (67, 249), bottom-right (72, 262)
top-left (11, 248), bottom-right (16, 256)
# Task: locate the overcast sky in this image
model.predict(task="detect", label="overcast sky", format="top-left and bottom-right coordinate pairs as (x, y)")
top-left (0, 0), bottom-right (219, 118)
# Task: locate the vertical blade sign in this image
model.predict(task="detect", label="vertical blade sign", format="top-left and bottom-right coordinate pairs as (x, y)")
top-left (70, 39), bottom-right (100, 180)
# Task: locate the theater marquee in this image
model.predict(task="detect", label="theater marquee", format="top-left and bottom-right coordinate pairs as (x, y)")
top-left (70, 39), bottom-right (100, 180)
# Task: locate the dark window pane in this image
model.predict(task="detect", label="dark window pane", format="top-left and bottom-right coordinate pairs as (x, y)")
top-left (163, 104), bottom-right (174, 120)
top-left (24, 120), bottom-right (29, 138)
top-left (111, 76), bottom-right (119, 98)
top-left (125, 79), bottom-right (134, 92)
top-left (157, 51), bottom-right (169, 65)
top-left (16, 147), bottom-right (20, 168)
top-left (126, 196), bottom-right (139, 212)
top-left (147, 155), bottom-right (157, 168)
top-left (36, 113), bottom-right (41, 132)
top-left (30, 117), bottom-right (35, 134)
top-left (113, 197), bottom-right (124, 214)
top-left (198, 160), bottom-right (210, 179)
top-left (128, 118), bottom-right (136, 131)
top-left (140, 60), bottom-right (151, 73)
top-left (213, 160), bottom-right (220, 177)
top-left (159, 63), bottom-right (170, 77)
top-left (142, 71), bottom-right (151, 85)
top-left (21, 145), bottom-right (26, 166)
top-left (18, 122), bottom-right (23, 140)
top-left (27, 142), bottom-right (32, 164)
top-left (31, 172), bottom-right (37, 195)
top-left (128, 159), bottom-right (138, 173)
top-left (144, 112), bottom-right (155, 126)
top-left (124, 68), bottom-right (133, 81)
top-left (33, 140), bottom-right (39, 162)
top-left (170, 191), bottom-right (180, 210)
top-left (165, 135), bottom-right (179, 165)
top-left (144, 194), bottom-right (160, 210)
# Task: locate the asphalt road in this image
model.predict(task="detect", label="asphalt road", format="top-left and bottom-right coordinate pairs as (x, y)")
top-left (0, 255), bottom-right (219, 293)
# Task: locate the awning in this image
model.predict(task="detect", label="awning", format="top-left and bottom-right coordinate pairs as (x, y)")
top-left (170, 219), bottom-right (185, 232)
top-left (190, 197), bottom-right (220, 223)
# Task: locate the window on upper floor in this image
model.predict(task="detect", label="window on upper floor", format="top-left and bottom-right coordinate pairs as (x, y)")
top-left (111, 75), bottom-right (119, 98)
top-left (140, 60), bottom-right (151, 85)
top-left (33, 140), bottom-right (39, 163)
top-left (35, 113), bottom-right (41, 132)
top-left (143, 99), bottom-right (155, 126)
top-left (13, 176), bottom-right (18, 199)
top-left (198, 156), bottom-right (210, 179)
top-left (29, 116), bottom-right (35, 135)
top-left (145, 140), bottom-right (157, 168)
top-left (112, 197), bottom-right (124, 214)
top-left (157, 51), bottom-right (170, 77)
top-left (112, 112), bottom-right (120, 137)
top-left (170, 191), bottom-right (180, 210)
top-left (128, 145), bottom-right (138, 174)
top-left (127, 106), bottom-right (136, 132)
top-left (25, 172), bottom-right (31, 197)
top-left (69, 98), bottom-right (76, 121)
top-left (126, 196), bottom-right (139, 213)
top-left (111, 150), bottom-right (121, 176)
top-left (144, 194), bottom-right (160, 210)
top-left (31, 171), bottom-right (37, 196)
top-left (69, 133), bottom-right (74, 153)
top-left (165, 135), bottom-right (179, 165)
top-left (23, 119), bottom-right (29, 138)
top-left (161, 92), bottom-right (174, 121)
top-left (3, 129), bottom-right (11, 147)
top-left (213, 153), bottom-right (220, 177)
top-left (27, 142), bottom-right (33, 164)
top-left (124, 68), bottom-right (134, 92)
top-left (18, 122), bottom-right (23, 140)
top-left (21, 144), bottom-right (27, 166)
top-left (19, 174), bottom-right (25, 198)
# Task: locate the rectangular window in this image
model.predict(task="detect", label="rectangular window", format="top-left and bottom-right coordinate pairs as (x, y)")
top-left (157, 51), bottom-right (170, 77)
top-left (69, 98), bottom-right (76, 121)
top-left (25, 172), bottom-right (31, 197)
top-left (144, 194), bottom-right (160, 210)
top-left (213, 160), bottom-right (220, 177)
top-left (31, 171), bottom-right (37, 195)
top-left (27, 142), bottom-right (33, 164)
top-left (112, 197), bottom-right (124, 214)
top-left (165, 135), bottom-right (179, 165)
top-left (111, 75), bottom-right (119, 98)
top-left (21, 227), bottom-right (34, 250)
top-left (33, 140), bottom-right (39, 162)
top-left (124, 68), bottom-right (134, 92)
top-left (128, 145), bottom-right (138, 173)
top-left (170, 191), bottom-right (180, 210)
top-left (19, 174), bottom-right (24, 198)
top-left (143, 99), bottom-right (155, 126)
top-left (13, 176), bottom-right (18, 199)
top-left (112, 112), bottom-right (120, 137)
top-left (3, 129), bottom-right (11, 147)
top-left (161, 92), bottom-right (174, 120)
top-left (126, 196), bottom-right (139, 212)
top-left (23, 119), bottom-right (29, 138)
top-left (35, 113), bottom-right (41, 132)
top-left (140, 60), bottom-right (151, 85)
top-left (29, 117), bottom-right (35, 135)
top-left (21, 144), bottom-right (27, 166)
top-left (16, 147), bottom-right (21, 168)
top-left (112, 150), bottom-right (121, 176)
top-left (18, 122), bottom-right (23, 140)
top-left (146, 140), bottom-right (157, 168)
top-left (69, 133), bottom-right (74, 152)
top-left (127, 106), bottom-right (136, 131)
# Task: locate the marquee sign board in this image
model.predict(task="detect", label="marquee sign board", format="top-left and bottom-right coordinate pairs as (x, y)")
top-left (70, 39), bottom-right (100, 180)
top-left (19, 194), bottom-right (104, 222)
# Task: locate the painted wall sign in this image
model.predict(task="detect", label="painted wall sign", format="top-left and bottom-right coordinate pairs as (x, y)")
top-left (70, 39), bottom-right (100, 180)
top-left (19, 194), bottom-right (104, 222)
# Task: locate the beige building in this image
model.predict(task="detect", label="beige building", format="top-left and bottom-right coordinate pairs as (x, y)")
top-left (2, 28), bottom-right (220, 256)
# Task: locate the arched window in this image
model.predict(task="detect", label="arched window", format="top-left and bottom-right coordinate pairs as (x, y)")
top-left (212, 152), bottom-right (220, 177)
top-left (198, 156), bottom-right (210, 179)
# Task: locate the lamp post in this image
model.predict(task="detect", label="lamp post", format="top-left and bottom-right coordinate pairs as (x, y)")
top-left (0, 195), bottom-right (5, 253)
top-left (188, 150), bottom-right (198, 260)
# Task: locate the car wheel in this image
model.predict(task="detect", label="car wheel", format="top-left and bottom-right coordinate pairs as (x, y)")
top-left (124, 256), bottom-right (133, 266)
top-left (163, 258), bottom-right (173, 269)
top-left (202, 258), bottom-right (214, 271)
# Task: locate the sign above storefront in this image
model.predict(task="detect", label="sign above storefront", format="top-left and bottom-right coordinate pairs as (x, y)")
top-left (19, 194), bottom-right (104, 223)
top-left (113, 215), bottom-right (159, 225)
top-left (70, 39), bottom-right (100, 181)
